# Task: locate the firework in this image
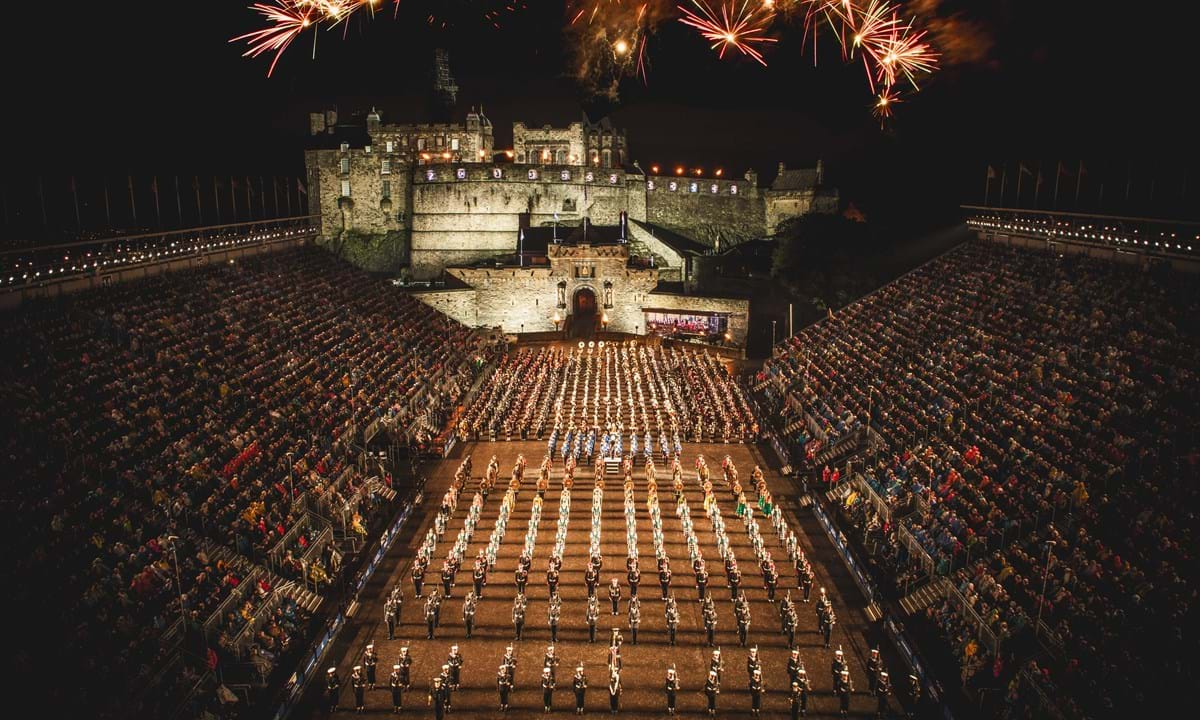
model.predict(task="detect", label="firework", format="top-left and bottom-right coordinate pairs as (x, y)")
top-left (834, 0), bottom-right (899, 90)
top-left (873, 14), bottom-right (939, 90)
top-left (677, 0), bottom-right (778, 66)
top-left (872, 87), bottom-right (900, 126)
top-left (231, 2), bottom-right (316, 78)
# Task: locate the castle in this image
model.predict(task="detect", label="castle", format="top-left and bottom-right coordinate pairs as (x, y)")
top-left (304, 107), bottom-right (838, 347)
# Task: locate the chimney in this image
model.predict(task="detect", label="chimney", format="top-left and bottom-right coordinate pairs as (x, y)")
top-left (777, 161), bottom-right (786, 176)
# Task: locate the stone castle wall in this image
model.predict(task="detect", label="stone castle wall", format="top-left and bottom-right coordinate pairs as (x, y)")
top-left (643, 175), bottom-right (766, 249)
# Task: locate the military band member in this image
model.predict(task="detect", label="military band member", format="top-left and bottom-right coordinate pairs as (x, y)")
top-left (836, 669), bottom-right (854, 718)
top-left (424, 592), bottom-right (440, 639)
top-left (784, 601), bottom-right (799, 647)
top-left (696, 564), bottom-right (709, 599)
top-left (608, 636), bottom-right (623, 673)
top-left (704, 669), bottom-right (721, 716)
top-left (326, 667), bottom-right (341, 713)
top-left (441, 562), bottom-right (454, 598)
top-left (609, 578), bottom-right (621, 615)
top-left (607, 668), bottom-right (622, 714)
top-left (430, 676), bottom-right (448, 720)
top-left (664, 666), bottom-right (680, 715)
top-left (665, 595), bottom-right (680, 646)
top-left (352, 665), bottom-right (366, 712)
top-left (497, 666), bottom-right (514, 712)
top-left (544, 644), bottom-right (561, 683)
top-left (735, 594), bottom-right (752, 647)
top-left (463, 590), bottom-right (478, 638)
top-left (447, 645), bottom-right (463, 690)
top-left (586, 594), bottom-right (600, 642)
top-left (516, 564), bottom-right (530, 595)
top-left (513, 593), bottom-right (528, 640)
top-left (659, 563), bottom-right (672, 600)
top-left (385, 594), bottom-right (401, 640)
top-left (746, 646), bottom-right (762, 684)
top-left (799, 561), bottom-right (814, 603)
top-left (627, 563), bottom-right (641, 598)
top-left (548, 563), bottom-right (561, 596)
top-left (703, 598), bottom-right (718, 646)
top-left (795, 666), bottom-right (812, 717)
top-left (875, 670), bottom-right (892, 718)
top-left (728, 563), bottom-right (742, 600)
top-left (412, 560), bottom-right (425, 597)
top-left (549, 592), bottom-right (563, 642)
top-left (831, 647), bottom-right (848, 686)
top-left (389, 664), bottom-right (405, 712)
top-left (573, 664), bottom-right (588, 715)
top-left (473, 557), bottom-right (488, 598)
top-left (397, 646), bottom-right (412, 689)
top-left (820, 606), bottom-right (837, 648)
top-left (364, 644), bottom-right (378, 688)
top-left (787, 647), bottom-right (803, 685)
top-left (585, 563), bottom-right (600, 598)
top-left (749, 668), bottom-right (765, 716)
top-left (628, 595), bottom-right (641, 644)
top-left (763, 558), bottom-right (778, 602)
top-left (542, 667), bottom-right (557, 713)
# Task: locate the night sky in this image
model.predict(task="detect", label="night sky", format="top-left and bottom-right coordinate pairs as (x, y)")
top-left (5, 1), bottom-right (1197, 239)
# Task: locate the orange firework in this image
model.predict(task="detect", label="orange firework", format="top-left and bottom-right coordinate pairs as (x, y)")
top-left (833, 0), bottom-right (900, 90)
top-left (231, 2), bottom-right (317, 78)
top-left (678, 0), bottom-right (778, 66)
top-left (873, 13), bottom-right (939, 90)
top-left (873, 87), bottom-right (901, 126)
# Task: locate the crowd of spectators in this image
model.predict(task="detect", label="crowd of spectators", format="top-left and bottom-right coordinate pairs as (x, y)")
top-left (0, 245), bottom-right (483, 717)
top-left (755, 240), bottom-right (1200, 716)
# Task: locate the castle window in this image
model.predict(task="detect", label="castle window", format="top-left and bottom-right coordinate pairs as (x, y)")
top-left (339, 157), bottom-right (350, 174)
top-left (381, 158), bottom-right (391, 175)
top-left (382, 180), bottom-right (391, 198)
top-left (364, 145), bottom-right (371, 154)
top-left (602, 149), bottom-right (612, 167)
top-left (340, 141), bottom-right (349, 152)
top-left (609, 174), bottom-right (618, 185)
top-left (560, 170), bottom-right (571, 181)
top-left (563, 199), bottom-right (576, 212)
top-left (385, 140), bottom-right (394, 153)
top-left (557, 280), bottom-right (567, 308)
top-left (451, 138), bottom-right (460, 151)
top-left (730, 184), bottom-right (738, 195)
top-left (668, 181), bottom-right (678, 192)
top-left (340, 179), bottom-right (351, 197)
top-left (436, 136), bottom-right (444, 148)
top-left (556, 149), bottom-right (566, 165)
top-left (711, 183), bottom-right (719, 194)
top-left (417, 138), bottom-right (426, 150)
top-left (603, 280), bottom-right (613, 309)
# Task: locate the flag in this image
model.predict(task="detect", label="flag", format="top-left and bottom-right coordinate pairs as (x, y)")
top-left (1016, 162), bottom-right (1031, 205)
top-left (1018, 162), bottom-right (1032, 176)
top-left (987, 165), bottom-right (997, 179)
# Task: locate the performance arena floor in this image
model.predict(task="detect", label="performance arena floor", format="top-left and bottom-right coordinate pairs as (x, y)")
top-left (312, 441), bottom-right (905, 718)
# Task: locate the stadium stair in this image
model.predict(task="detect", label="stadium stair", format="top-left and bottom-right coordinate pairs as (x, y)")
top-left (899, 577), bottom-right (950, 616)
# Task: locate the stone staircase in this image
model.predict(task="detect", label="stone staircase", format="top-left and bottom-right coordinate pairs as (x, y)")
top-left (899, 577), bottom-right (949, 616)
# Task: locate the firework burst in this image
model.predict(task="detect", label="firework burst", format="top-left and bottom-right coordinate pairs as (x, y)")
top-left (873, 14), bottom-right (939, 90)
top-left (231, 2), bottom-right (317, 78)
top-left (677, 0), bottom-right (778, 66)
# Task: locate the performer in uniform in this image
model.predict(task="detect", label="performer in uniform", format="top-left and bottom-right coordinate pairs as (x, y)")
top-left (664, 666), bottom-right (680, 715)
top-left (363, 644), bottom-right (378, 689)
top-left (573, 664), bottom-right (588, 715)
top-left (664, 595), bottom-right (680, 646)
top-left (513, 593), bottom-right (528, 640)
top-left (384, 593), bottom-right (401, 640)
top-left (424, 592), bottom-right (440, 639)
top-left (430, 676), bottom-right (448, 720)
top-left (867, 647), bottom-right (883, 695)
top-left (795, 666), bottom-right (812, 717)
top-left (497, 665), bottom-right (513, 712)
top-left (748, 668), bottom-right (765, 717)
top-left (544, 644), bottom-right (561, 684)
top-left (836, 668), bottom-right (854, 718)
top-left (586, 594), bottom-right (600, 643)
top-left (473, 556), bottom-right (488, 598)
top-left (608, 578), bottom-right (621, 615)
top-left (659, 562), bottom-right (672, 600)
top-left (447, 645), bottom-right (463, 690)
top-left (389, 664), bottom-right (404, 712)
top-left (463, 590), bottom-right (478, 638)
top-left (326, 667), bottom-right (341, 713)
top-left (412, 559), bottom-right (425, 597)
top-left (704, 669), bottom-right (721, 716)
top-left (397, 647), bottom-right (412, 689)
top-left (352, 665), bottom-right (366, 712)
top-left (585, 563), bottom-right (600, 598)
top-left (628, 595), bottom-right (641, 644)
top-left (607, 668), bottom-right (622, 714)
top-left (548, 592), bottom-right (563, 643)
top-left (746, 646), bottom-right (762, 685)
top-left (875, 670), bottom-right (891, 718)
top-left (542, 666), bottom-right (557, 713)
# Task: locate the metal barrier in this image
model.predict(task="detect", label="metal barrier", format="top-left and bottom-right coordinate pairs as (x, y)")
top-left (942, 580), bottom-right (1000, 656)
top-left (203, 567), bottom-right (263, 641)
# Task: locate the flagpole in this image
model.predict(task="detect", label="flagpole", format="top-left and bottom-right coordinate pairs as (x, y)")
top-left (983, 166), bottom-right (990, 207)
top-left (1053, 162), bottom-right (1062, 210)
top-left (1075, 161), bottom-right (1084, 207)
top-left (1034, 161), bottom-right (1043, 208)
top-left (230, 176), bottom-right (238, 221)
top-left (273, 177), bottom-right (280, 217)
top-left (71, 176), bottom-right (81, 229)
top-left (128, 175), bottom-right (138, 225)
top-left (194, 176), bottom-right (203, 225)
top-left (152, 176), bottom-right (161, 228)
top-left (245, 176), bottom-right (252, 221)
top-left (1016, 165), bottom-right (1024, 206)
top-left (174, 176), bottom-right (183, 225)
top-left (999, 164), bottom-right (1007, 207)
top-left (38, 176), bottom-right (47, 228)
top-left (286, 177), bottom-right (293, 215)
top-left (259, 176), bottom-right (266, 218)
top-left (103, 177), bottom-right (111, 227)
top-left (213, 176), bottom-right (222, 224)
